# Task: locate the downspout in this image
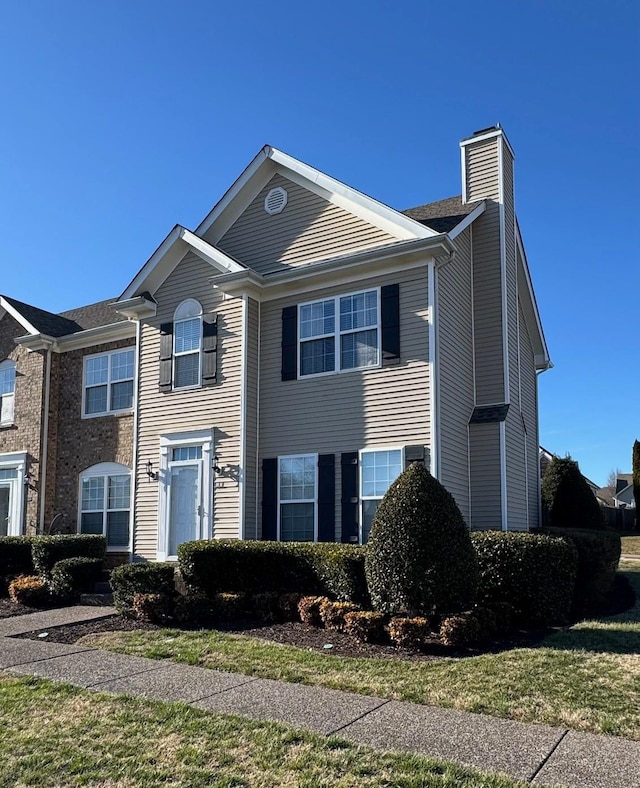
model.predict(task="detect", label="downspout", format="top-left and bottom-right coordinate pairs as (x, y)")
top-left (38, 345), bottom-right (53, 535)
top-left (128, 320), bottom-right (142, 562)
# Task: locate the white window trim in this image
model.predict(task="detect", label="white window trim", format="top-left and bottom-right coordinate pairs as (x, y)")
top-left (82, 348), bottom-right (135, 419)
top-left (277, 453), bottom-right (318, 542)
top-left (172, 299), bottom-right (203, 391)
top-left (297, 287), bottom-right (381, 379)
top-left (77, 462), bottom-right (131, 551)
top-left (358, 446), bottom-right (404, 544)
top-left (0, 360), bottom-right (16, 427)
top-left (0, 451), bottom-right (27, 537)
top-left (157, 429), bottom-right (214, 561)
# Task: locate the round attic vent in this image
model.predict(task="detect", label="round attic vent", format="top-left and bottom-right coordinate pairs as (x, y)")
top-left (264, 186), bottom-right (288, 215)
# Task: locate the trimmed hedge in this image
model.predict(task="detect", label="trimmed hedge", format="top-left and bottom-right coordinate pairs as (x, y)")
top-left (110, 562), bottom-right (176, 617)
top-left (8, 575), bottom-right (50, 607)
top-left (472, 531), bottom-right (578, 627)
top-left (0, 537), bottom-right (34, 592)
top-left (366, 463), bottom-right (478, 617)
top-left (543, 528), bottom-right (621, 617)
top-left (49, 557), bottom-right (104, 601)
top-left (178, 540), bottom-right (369, 605)
top-left (541, 456), bottom-right (605, 530)
top-left (32, 535), bottom-right (106, 579)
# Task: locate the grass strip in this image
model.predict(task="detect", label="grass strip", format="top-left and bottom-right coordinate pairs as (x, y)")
top-left (0, 673), bottom-right (533, 788)
top-left (83, 564), bottom-right (640, 741)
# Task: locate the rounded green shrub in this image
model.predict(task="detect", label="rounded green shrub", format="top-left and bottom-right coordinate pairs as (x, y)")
top-left (541, 456), bottom-right (605, 530)
top-left (365, 463), bottom-right (478, 617)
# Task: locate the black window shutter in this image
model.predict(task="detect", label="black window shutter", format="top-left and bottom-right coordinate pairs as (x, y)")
top-left (281, 305), bottom-right (297, 381)
top-left (405, 445), bottom-right (426, 468)
top-left (317, 454), bottom-right (335, 542)
top-left (381, 283), bottom-right (400, 366)
top-left (340, 452), bottom-right (359, 543)
top-left (159, 322), bottom-right (173, 391)
top-left (261, 458), bottom-right (278, 541)
top-left (202, 316), bottom-right (218, 386)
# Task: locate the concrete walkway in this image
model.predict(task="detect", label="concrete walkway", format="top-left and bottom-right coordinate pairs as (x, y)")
top-left (1, 607), bottom-right (639, 788)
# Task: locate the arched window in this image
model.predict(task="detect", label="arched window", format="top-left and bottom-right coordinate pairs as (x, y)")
top-left (79, 462), bottom-right (131, 549)
top-left (173, 299), bottom-right (202, 388)
top-left (0, 360), bottom-right (16, 426)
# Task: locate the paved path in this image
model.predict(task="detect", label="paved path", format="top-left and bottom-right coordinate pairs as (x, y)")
top-left (1, 607), bottom-right (639, 788)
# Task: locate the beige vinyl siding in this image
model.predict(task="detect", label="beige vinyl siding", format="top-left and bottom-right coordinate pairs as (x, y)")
top-left (258, 269), bottom-right (431, 541)
top-left (134, 252), bottom-right (243, 560)
top-left (215, 173), bottom-right (396, 275)
top-left (465, 138), bottom-right (500, 202)
top-left (519, 301), bottom-right (540, 528)
top-left (469, 422), bottom-right (502, 530)
top-left (472, 202), bottom-right (504, 404)
top-left (243, 297), bottom-right (260, 539)
top-left (437, 227), bottom-right (474, 524)
top-left (504, 406), bottom-right (528, 530)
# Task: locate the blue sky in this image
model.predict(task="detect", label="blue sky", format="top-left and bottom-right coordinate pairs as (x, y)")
top-left (0, 1), bottom-right (637, 486)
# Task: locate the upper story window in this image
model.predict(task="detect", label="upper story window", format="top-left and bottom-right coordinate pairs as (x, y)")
top-left (83, 349), bottom-right (135, 417)
top-left (173, 299), bottom-right (202, 389)
top-left (79, 462), bottom-right (131, 549)
top-left (0, 360), bottom-right (17, 426)
top-left (299, 289), bottom-right (380, 377)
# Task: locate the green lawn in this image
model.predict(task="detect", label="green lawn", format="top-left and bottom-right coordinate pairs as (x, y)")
top-left (84, 563), bottom-right (640, 741)
top-left (0, 674), bottom-right (535, 788)
top-left (622, 535), bottom-right (640, 556)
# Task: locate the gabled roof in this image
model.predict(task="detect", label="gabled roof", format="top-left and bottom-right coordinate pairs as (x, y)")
top-left (1, 295), bottom-right (82, 337)
top-left (59, 299), bottom-right (122, 330)
top-left (402, 196), bottom-right (483, 233)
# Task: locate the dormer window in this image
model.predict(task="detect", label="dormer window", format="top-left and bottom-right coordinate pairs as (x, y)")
top-left (173, 299), bottom-right (202, 389)
top-left (0, 360), bottom-right (16, 426)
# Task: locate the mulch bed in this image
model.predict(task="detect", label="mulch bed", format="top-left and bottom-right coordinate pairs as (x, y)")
top-left (0, 598), bottom-right (44, 619)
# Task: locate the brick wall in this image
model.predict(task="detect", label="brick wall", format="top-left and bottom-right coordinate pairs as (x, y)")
top-left (0, 313), bottom-right (46, 534)
top-left (50, 338), bottom-right (135, 533)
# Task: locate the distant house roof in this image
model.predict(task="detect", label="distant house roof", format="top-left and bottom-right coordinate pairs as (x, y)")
top-left (402, 196), bottom-right (483, 233)
top-left (1, 295), bottom-right (121, 337)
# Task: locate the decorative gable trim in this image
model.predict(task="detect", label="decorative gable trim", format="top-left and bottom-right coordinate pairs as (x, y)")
top-left (0, 297), bottom-right (40, 336)
top-left (515, 223), bottom-right (551, 370)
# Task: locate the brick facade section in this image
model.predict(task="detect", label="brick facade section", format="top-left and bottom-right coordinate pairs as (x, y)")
top-left (50, 338), bottom-right (135, 534)
top-left (0, 313), bottom-right (46, 534)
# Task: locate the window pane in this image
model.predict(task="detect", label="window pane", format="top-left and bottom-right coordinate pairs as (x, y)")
top-left (108, 475), bottom-right (130, 510)
top-left (0, 364), bottom-right (15, 395)
top-left (340, 291), bottom-right (377, 332)
top-left (110, 350), bottom-right (134, 381)
top-left (86, 385), bottom-right (108, 414)
top-left (280, 456), bottom-right (315, 501)
top-left (111, 380), bottom-right (133, 411)
top-left (175, 353), bottom-right (200, 387)
top-left (300, 300), bottom-right (334, 339)
top-left (361, 450), bottom-right (402, 497)
top-left (81, 477), bottom-right (104, 511)
top-left (362, 499), bottom-right (379, 544)
top-left (341, 329), bottom-right (378, 370)
top-left (80, 511), bottom-right (103, 535)
top-left (175, 318), bottom-right (201, 353)
top-left (0, 468), bottom-right (18, 481)
top-left (280, 503), bottom-right (314, 541)
top-left (300, 337), bottom-right (335, 376)
top-left (106, 511), bottom-right (129, 547)
top-left (172, 446), bottom-right (202, 461)
top-left (85, 356), bottom-right (108, 386)
top-left (0, 393), bottom-right (14, 424)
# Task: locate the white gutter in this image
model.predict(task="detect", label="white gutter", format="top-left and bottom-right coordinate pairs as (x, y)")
top-left (128, 320), bottom-right (142, 561)
top-left (39, 344), bottom-right (54, 534)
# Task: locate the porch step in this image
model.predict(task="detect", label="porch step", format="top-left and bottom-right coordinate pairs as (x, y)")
top-left (80, 592), bottom-right (114, 606)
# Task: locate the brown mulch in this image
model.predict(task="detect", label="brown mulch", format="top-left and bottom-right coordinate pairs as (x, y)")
top-left (0, 598), bottom-right (43, 619)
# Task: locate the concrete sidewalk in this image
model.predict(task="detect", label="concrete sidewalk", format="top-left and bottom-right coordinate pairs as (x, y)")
top-left (1, 606), bottom-right (638, 788)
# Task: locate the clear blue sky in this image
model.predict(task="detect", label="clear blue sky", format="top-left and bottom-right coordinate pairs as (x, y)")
top-left (0, 1), bottom-right (637, 487)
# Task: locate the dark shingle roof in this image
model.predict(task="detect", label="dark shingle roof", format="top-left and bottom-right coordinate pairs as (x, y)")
top-left (401, 195), bottom-right (483, 233)
top-left (2, 295), bottom-right (121, 337)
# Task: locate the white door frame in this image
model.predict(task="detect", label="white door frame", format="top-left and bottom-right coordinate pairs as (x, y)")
top-left (157, 429), bottom-right (213, 561)
top-left (0, 451), bottom-right (27, 537)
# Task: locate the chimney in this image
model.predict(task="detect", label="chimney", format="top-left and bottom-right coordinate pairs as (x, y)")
top-left (460, 124), bottom-right (515, 205)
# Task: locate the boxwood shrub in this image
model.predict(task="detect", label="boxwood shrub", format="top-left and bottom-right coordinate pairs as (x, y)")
top-left (0, 537), bottom-right (34, 593)
top-left (178, 540), bottom-right (369, 605)
top-left (32, 535), bottom-right (106, 580)
top-left (110, 562), bottom-right (176, 617)
top-left (49, 557), bottom-right (104, 601)
top-left (543, 527), bottom-right (621, 617)
top-left (472, 531), bottom-right (578, 627)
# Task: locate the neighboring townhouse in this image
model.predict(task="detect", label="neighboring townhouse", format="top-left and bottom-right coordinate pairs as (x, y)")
top-left (614, 474), bottom-right (635, 509)
top-left (1, 125), bottom-right (551, 563)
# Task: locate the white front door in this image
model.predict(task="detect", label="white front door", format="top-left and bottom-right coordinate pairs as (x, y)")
top-left (0, 469), bottom-right (20, 537)
top-left (166, 448), bottom-right (203, 558)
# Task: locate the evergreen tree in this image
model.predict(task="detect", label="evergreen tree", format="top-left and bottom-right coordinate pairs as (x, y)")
top-left (541, 456), bottom-right (605, 530)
